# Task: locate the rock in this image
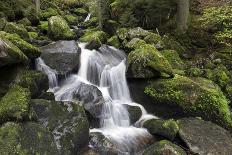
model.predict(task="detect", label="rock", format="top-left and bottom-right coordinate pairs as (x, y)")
top-left (0, 37), bottom-right (28, 67)
top-left (127, 43), bottom-right (173, 78)
top-left (79, 17), bottom-right (98, 29)
top-left (142, 140), bottom-right (187, 155)
top-left (144, 33), bottom-right (164, 50)
top-left (0, 122), bottom-right (59, 155)
top-left (30, 99), bottom-right (89, 154)
top-left (178, 118), bottom-right (232, 155)
top-left (0, 31), bottom-right (41, 59)
top-left (143, 119), bottom-right (179, 140)
top-left (38, 91), bottom-right (55, 100)
top-left (73, 8), bottom-right (88, 16)
top-left (0, 18), bottom-right (7, 30)
top-left (127, 27), bottom-right (150, 39)
top-left (4, 22), bottom-right (29, 40)
top-left (14, 69), bottom-right (49, 98)
top-left (39, 8), bottom-right (59, 20)
top-left (86, 38), bottom-right (102, 50)
top-left (89, 132), bottom-right (118, 155)
top-left (0, 85), bottom-right (30, 124)
top-left (107, 36), bottom-right (120, 48)
top-left (40, 40), bottom-right (81, 78)
top-left (80, 29), bottom-right (107, 44)
top-left (145, 75), bottom-right (232, 129)
top-left (64, 14), bottom-right (78, 25)
top-left (48, 16), bottom-right (75, 40)
top-left (18, 18), bottom-right (31, 26)
top-left (125, 104), bottom-right (142, 124)
top-left (125, 38), bottom-right (146, 51)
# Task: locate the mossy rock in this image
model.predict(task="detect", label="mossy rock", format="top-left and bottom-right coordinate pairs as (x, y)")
top-left (145, 75), bottom-right (232, 129)
top-left (0, 85), bottom-right (30, 124)
top-left (30, 99), bottom-right (89, 154)
top-left (0, 31), bottom-right (41, 59)
top-left (162, 50), bottom-right (185, 71)
top-left (73, 8), bottom-right (88, 16)
top-left (39, 8), bottom-right (59, 20)
top-left (0, 18), bottom-right (7, 30)
top-left (143, 119), bottom-right (179, 140)
top-left (0, 122), bottom-right (59, 155)
top-left (107, 36), bottom-right (120, 49)
top-left (48, 16), bottom-right (75, 40)
top-left (127, 43), bottom-right (173, 78)
top-left (18, 18), bottom-right (31, 27)
top-left (64, 14), bottom-right (78, 25)
top-left (86, 38), bottom-right (102, 50)
top-left (38, 21), bottom-right (49, 34)
top-left (4, 22), bottom-right (29, 40)
top-left (117, 27), bottom-right (150, 41)
top-left (125, 38), bottom-right (146, 51)
top-left (186, 67), bottom-right (203, 77)
top-left (0, 37), bottom-right (28, 67)
top-left (28, 32), bottom-right (38, 40)
top-left (143, 140), bottom-right (187, 155)
top-left (79, 17), bottom-right (98, 28)
top-left (14, 69), bottom-right (49, 98)
top-left (144, 33), bottom-right (164, 50)
top-left (80, 29), bottom-right (107, 44)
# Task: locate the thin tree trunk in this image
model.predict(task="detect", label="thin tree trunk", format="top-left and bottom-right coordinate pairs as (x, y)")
top-left (35, 0), bottom-right (40, 13)
top-left (177, 0), bottom-right (190, 33)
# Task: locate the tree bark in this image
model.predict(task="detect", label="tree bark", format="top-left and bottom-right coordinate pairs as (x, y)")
top-left (35, 0), bottom-right (40, 13)
top-left (177, 0), bottom-right (190, 33)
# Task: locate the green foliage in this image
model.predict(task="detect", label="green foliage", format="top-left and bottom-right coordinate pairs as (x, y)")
top-left (39, 7), bottom-right (59, 20)
top-left (80, 29), bottom-right (107, 43)
top-left (107, 36), bottom-right (120, 48)
top-left (200, 6), bottom-right (232, 47)
top-left (4, 22), bottom-right (29, 40)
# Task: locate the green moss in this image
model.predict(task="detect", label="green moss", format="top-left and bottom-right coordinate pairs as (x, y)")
top-left (144, 33), bottom-right (164, 49)
top-left (186, 67), bottom-right (203, 77)
top-left (0, 31), bottom-right (41, 59)
top-left (80, 29), bottom-right (107, 43)
top-left (48, 16), bottom-right (75, 40)
top-left (18, 18), bottom-right (31, 27)
top-left (39, 8), bottom-right (59, 20)
top-left (145, 75), bottom-right (232, 129)
top-left (38, 21), bottom-right (48, 33)
top-left (143, 140), bottom-right (186, 155)
top-left (28, 32), bottom-right (38, 40)
top-left (117, 28), bottom-right (128, 40)
top-left (143, 119), bottom-right (179, 140)
top-left (0, 85), bottom-right (30, 123)
top-left (4, 22), bottom-right (29, 40)
top-left (125, 38), bottom-right (146, 50)
top-left (128, 43), bottom-right (173, 78)
top-left (162, 50), bottom-right (185, 70)
top-left (107, 36), bottom-right (120, 48)
top-left (73, 8), bottom-right (88, 16)
top-left (0, 37), bottom-right (28, 67)
top-left (64, 14), bottom-right (78, 25)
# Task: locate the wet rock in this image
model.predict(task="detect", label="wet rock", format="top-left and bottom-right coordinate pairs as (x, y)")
top-left (86, 38), bottom-right (101, 50)
top-left (89, 132), bottom-right (118, 155)
top-left (178, 118), bottom-right (232, 155)
top-left (0, 37), bottom-right (27, 67)
top-left (143, 140), bottom-right (186, 155)
top-left (40, 40), bottom-right (81, 78)
top-left (30, 99), bottom-right (89, 154)
top-left (125, 104), bottom-right (142, 124)
top-left (48, 16), bottom-right (75, 40)
top-left (143, 119), bottom-right (179, 141)
top-left (145, 75), bottom-right (232, 129)
top-left (0, 122), bottom-right (59, 155)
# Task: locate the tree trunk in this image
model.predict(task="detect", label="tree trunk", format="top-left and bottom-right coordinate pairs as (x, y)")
top-left (35, 0), bottom-right (40, 13)
top-left (177, 0), bottom-right (190, 33)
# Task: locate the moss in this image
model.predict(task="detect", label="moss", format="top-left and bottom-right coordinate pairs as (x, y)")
top-left (162, 50), bottom-right (185, 70)
top-left (80, 29), bottom-right (107, 43)
top-left (143, 140), bottom-right (186, 155)
top-left (0, 18), bottom-right (7, 30)
top-left (0, 31), bottom-right (41, 59)
top-left (4, 22), bottom-right (29, 40)
top-left (39, 8), bottom-right (59, 20)
top-left (28, 32), bottom-right (38, 40)
top-left (107, 36), bottom-right (120, 48)
top-left (128, 43), bottom-right (173, 78)
top-left (144, 33), bottom-right (164, 49)
top-left (117, 28), bottom-right (128, 40)
top-left (143, 119), bottom-right (179, 140)
top-left (125, 38), bottom-right (146, 50)
top-left (73, 8), bottom-right (88, 16)
top-left (0, 37), bottom-right (28, 67)
top-left (38, 21), bottom-right (48, 34)
top-left (186, 67), bottom-right (203, 77)
top-left (0, 85), bottom-right (30, 123)
top-left (145, 75), bottom-right (232, 129)
top-left (48, 16), bottom-right (75, 40)
top-left (18, 18), bottom-right (31, 27)
top-left (64, 14), bottom-right (78, 25)
top-left (80, 17), bottom-right (98, 28)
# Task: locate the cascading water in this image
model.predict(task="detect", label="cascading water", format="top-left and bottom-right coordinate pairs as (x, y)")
top-left (36, 43), bottom-right (157, 154)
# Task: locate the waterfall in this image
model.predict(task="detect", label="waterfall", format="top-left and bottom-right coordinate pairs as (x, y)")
top-left (36, 43), bottom-right (157, 154)
top-left (84, 13), bottom-right (91, 22)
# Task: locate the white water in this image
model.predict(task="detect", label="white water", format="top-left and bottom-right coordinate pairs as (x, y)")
top-left (84, 13), bottom-right (91, 22)
top-left (36, 43), bottom-right (157, 154)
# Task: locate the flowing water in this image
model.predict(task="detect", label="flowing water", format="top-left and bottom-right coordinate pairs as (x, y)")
top-left (36, 43), bottom-right (157, 154)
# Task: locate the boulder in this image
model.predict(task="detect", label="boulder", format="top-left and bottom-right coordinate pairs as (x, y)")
top-left (127, 43), bottom-right (173, 78)
top-left (30, 99), bottom-right (89, 154)
top-left (86, 38), bottom-right (101, 50)
top-left (40, 40), bottom-right (81, 77)
top-left (142, 140), bottom-right (187, 155)
top-left (125, 104), bottom-right (142, 124)
top-left (144, 33), bottom-right (164, 50)
top-left (80, 29), bottom-right (107, 44)
top-left (143, 119), bottom-right (179, 140)
top-left (0, 31), bottom-right (41, 59)
top-left (0, 85), bottom-right (30, 124)
top-left (0, 37), bottom-right (28, 67)
top-left (145, 75), bottom-right (232, 129)
top-left (125, 38), bottom-right (146, 51)
top-left (0, 122), bottom-right (59, 155)
top-left (73, 8), bottom-right (88, 16)
top-left (48, 16), bottom-right (75, 40)
top-left (4, 22), bottom-right (29, 40)
top-left (178, 118), bottom-right (232, 155)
